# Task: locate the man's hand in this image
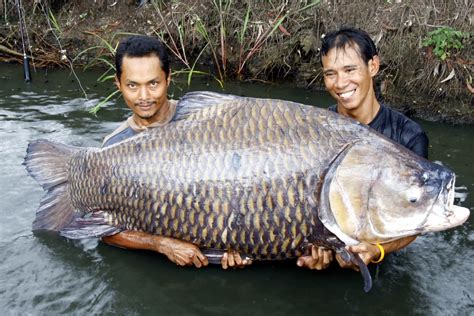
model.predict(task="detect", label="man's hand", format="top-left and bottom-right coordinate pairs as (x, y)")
top-left (157, 237), bottom-right (209, 268)
top-left (221, 250), bottom-right (253, 269)
top-left (296, 245), bottom-right (334, 270)
top-left (336, 236), bottom-right (417, 270)
top-left (335, 243), bottom-right (380, 270)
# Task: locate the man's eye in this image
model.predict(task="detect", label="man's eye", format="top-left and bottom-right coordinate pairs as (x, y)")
top-left (324, 72), bottom-right (335, 78)
top-left (127, 84), bottom-right (136, 89)
top-left (150, 81), bottom-right (158, 87)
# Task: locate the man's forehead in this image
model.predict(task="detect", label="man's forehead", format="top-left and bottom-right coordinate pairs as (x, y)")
top-left (120, 55), bottom-right (165, 81)
top-left (323, 44), bottom-right (364, 66)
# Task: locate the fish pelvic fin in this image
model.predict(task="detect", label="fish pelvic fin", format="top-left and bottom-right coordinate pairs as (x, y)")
top-left (24, 139), bottom-right (80, 232)
top-left (60, 211), bottom-right (121, 239)
top-left (174, 91), bottom-right (241, 121)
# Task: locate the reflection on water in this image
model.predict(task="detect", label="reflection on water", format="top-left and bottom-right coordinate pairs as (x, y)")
top-left (0, 64), bottom-right (473, 315)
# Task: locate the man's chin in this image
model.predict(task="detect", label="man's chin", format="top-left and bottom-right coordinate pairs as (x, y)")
top-left (337, 100), bottom-right (359, 111)
top-left (137, 114), bottom-right (154, 119)
top-left (135, 110), bottom-right (156, 120)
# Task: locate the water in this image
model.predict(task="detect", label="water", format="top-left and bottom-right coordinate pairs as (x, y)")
top-left (0, 64), bottom-right (473, 315)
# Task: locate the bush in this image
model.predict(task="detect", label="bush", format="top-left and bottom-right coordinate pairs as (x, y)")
top-left (422, 27), bottom-right (470, 61)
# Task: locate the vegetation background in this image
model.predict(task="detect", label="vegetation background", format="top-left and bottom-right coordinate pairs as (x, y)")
top-left (0, 0), bottom-right (472, 123)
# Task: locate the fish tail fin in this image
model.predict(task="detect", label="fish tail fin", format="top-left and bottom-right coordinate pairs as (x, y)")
top-left (24, 139), bottom-right (80, 232)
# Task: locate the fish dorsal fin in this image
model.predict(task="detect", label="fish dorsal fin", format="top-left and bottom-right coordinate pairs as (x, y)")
top-left (173, 91), bottom-right (241, 121)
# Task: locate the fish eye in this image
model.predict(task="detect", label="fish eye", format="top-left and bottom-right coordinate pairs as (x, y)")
top-left (405, 187), bottom-right (421, 204)
top-left (421, 172), bottom-right (429, 183)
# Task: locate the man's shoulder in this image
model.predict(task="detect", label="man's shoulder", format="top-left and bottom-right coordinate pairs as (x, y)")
top-left (379, 103), bottom-right (429, 158)
top-left (381, 104), bottom-right (424, 134)
top-left (102, 118), bottom-right (135, 147)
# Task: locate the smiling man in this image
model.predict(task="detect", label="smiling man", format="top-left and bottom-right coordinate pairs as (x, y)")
top-left (297, 27), bottom-right (429, 271)
top-left (101, 35), bottom-right (249, 269)
top-left (321, 27), bottom-right (428, 157)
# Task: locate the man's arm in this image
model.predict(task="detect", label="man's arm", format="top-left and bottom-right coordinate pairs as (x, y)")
top-left (103, 231), bottom-right (209, 267)
top-left (102, 231), bottom-right (253, 269)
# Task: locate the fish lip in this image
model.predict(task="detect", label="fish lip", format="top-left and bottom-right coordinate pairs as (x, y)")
top-left (421, 175), bottom-right (470, 232)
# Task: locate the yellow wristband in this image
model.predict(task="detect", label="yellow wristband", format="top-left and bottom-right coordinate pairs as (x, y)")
top-left (370, 243), bottom-right (385, 264)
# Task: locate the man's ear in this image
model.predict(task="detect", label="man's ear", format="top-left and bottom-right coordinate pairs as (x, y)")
top-left (114, 75), bottom-right (121, 90)
top-left (166, 71), bottom-right (171, 87)
top-left (368, 55), bottom-right (380, 77)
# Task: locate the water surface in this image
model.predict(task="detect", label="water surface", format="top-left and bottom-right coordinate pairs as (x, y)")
top-left (0, 64), bottom-right (472, 315)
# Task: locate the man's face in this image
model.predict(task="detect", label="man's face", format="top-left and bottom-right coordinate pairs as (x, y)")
top-left (115, 54), bottom-right (170, 126)
top-left (322, 44), bottom-right (379, 113)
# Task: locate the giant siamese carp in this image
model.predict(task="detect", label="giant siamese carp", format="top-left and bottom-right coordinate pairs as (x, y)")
top-left (24, 91), bottom-right (470, 292)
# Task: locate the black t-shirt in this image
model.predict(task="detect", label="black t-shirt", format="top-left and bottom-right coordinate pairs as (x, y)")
top-left (328, 103), bottom-right (429, 158)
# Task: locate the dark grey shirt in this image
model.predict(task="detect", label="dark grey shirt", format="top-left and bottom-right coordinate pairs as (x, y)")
top-left (102, 127), bottom-right (138, 147)
top-left (328, 103), bottom-right (429, 158)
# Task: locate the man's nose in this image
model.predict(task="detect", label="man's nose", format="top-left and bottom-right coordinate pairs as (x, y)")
top-left (138, 86), bottom-right (150, 100)
top-left (335, 73), bottom-right (348, 89)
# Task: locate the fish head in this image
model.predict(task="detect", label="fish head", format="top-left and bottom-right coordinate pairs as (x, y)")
top-left (321, 138), bottom-right (470, 244)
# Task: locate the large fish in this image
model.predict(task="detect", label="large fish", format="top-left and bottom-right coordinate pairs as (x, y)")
top-left (24, 91), bottom-right (469, 292)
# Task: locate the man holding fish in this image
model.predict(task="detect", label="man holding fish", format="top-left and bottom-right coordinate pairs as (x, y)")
top-left (100, 34), bottom-right (250, 269)
top-left (297, 27), bottom-right (429, 270)
top-left (89, 28), bottom-right (428, 270)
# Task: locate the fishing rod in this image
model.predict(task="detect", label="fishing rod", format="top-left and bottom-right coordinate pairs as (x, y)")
top-left (15, 0), bottom-right (31, 82)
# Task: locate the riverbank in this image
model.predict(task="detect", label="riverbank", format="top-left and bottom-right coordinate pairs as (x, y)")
top-left (0, 0), bottom-right (472, 123)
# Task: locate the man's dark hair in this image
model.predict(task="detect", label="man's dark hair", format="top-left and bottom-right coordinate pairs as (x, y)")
top-left (320, 27), bottom-right (378, 65)
top-left (115, 35), bottom-right (170, 81)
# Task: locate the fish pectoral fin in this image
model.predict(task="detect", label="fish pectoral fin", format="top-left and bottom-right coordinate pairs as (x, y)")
top-left (60, 211), bottom-right (120, 239)
top-left (337, 247), bottom-right (373, 293)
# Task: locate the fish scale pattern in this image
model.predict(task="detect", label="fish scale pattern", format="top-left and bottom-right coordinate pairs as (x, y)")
top-left (68, 97), bottom-right (362, 259)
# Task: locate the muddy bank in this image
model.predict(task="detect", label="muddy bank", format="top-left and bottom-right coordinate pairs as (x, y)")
top-left (0, 0), bottom-right (472, 123)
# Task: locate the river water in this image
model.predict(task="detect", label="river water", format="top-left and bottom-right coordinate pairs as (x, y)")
top-left (0, 63), bottom-right (472, 315)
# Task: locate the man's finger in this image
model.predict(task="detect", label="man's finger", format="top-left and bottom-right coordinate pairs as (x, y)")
top-left (234, 253), bottom-right (243, 266)
top-left (221, 252), bottom-right (229, 269)
top-left (296, 256), bottom-right (304, 267)
top-left (227, 251), bottom-right (235, 267)
top-left (192, 254), bottom-right (202, 268)
top-left (311, 245), bottom-right (318, 260)
top-left (322, 248), bottom-right (333, 267)
top-left (176, 256), bottom-right (186, 266)
top-left (196, 249), bottom-right (209, 266)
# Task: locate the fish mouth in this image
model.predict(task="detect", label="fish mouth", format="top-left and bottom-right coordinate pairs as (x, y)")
top-left (422, 176), bottom-right (470, 232)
